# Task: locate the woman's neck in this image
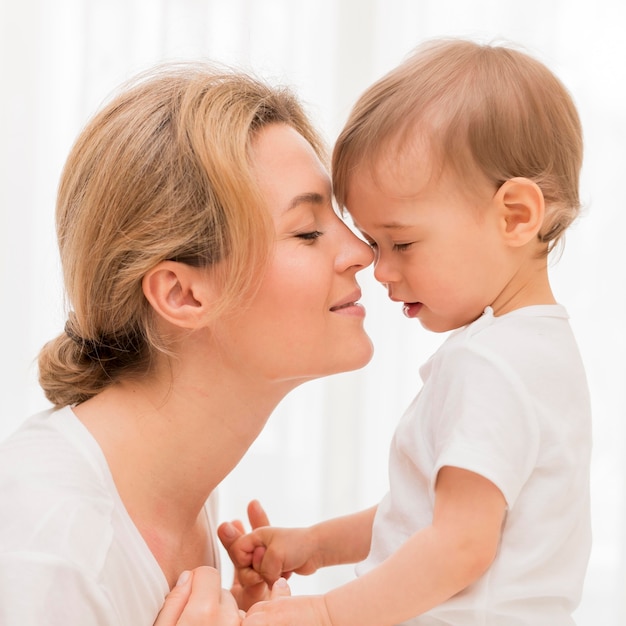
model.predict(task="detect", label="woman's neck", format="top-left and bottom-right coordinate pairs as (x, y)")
top-left (72, 357), bottom-right (289, 584)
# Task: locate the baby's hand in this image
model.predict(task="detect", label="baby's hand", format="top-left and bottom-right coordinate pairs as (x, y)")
top-left (219, 501), bottom-right (321, 589)
top-left (218, 500), bottom-right (274, 611)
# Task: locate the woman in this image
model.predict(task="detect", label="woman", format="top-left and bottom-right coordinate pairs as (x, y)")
top-left (0, 63), bottom-right (374, 625)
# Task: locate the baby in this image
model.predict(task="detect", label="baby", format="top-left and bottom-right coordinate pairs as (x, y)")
top-left (221, 38), bottom-right (592, 626)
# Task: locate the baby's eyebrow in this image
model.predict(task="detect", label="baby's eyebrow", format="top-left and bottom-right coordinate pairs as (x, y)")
top-left (377, 221), bottom-right (413, 230)
top-left (354, 219), bottom-right (413, 231)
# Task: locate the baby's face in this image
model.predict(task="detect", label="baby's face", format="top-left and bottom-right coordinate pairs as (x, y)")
top-left (345, 156), bottom-right (511, 333)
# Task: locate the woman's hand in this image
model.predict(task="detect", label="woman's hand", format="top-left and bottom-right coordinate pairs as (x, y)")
top-left (243, 590), bottom-right (332, 626)
top-left (154, 567), bottom-right (242, 626)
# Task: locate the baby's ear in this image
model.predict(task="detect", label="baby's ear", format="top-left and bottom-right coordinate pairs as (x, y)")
top-left (142, 261), bottom-right (214, 329)
top-left (495, 177), bottom-right (545, 247)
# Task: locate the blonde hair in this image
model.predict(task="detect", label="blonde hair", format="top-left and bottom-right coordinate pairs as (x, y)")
top-left (333, 38), bottom-right (583, 249)
top-left (39, 62), bottom-right (325, 408)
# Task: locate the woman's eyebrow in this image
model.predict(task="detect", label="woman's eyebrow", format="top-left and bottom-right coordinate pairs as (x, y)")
top-left (284, 192), bottom-right (327, 212)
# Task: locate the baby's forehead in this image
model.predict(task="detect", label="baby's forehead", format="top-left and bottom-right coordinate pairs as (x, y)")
top-left (345, 148), bottom-right (442, 198)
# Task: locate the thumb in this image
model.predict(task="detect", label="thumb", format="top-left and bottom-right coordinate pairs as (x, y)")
top-left (217, 519), bottom-right (244, 553)
top-left (270, 577), bottom-right (291, 600)
top-left (153, 571), bottom-right (192, 626)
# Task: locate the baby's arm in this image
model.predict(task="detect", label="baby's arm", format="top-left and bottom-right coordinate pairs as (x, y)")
top-left (244, 467), bottom-right (506, 626)
top-left (324, 466), bottom-right (506, 624)
top-left (221, 504), bottom-right (377, 588)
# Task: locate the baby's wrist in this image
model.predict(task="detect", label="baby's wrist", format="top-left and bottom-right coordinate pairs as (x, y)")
top-left (308, 522), bottom-right (330, 569)
top-left (318, 593), bottom-right (335, 626)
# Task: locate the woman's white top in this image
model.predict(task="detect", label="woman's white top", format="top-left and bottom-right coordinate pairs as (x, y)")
top-left (0, 406), bottom-right (219, 626)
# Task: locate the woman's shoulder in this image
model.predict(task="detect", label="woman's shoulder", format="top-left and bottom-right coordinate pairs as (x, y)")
top-left (0, 406), bottom-right (116, 566)
top-left (0, 406), bottom-right (110, 489)
top-left (0, 407), bottom-right (170, 622)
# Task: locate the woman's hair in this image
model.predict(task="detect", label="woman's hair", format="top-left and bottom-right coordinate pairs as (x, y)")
top-left (39, 62), bottom-right (325, 408)
top-left (333, 38), bottom-right (583, 250)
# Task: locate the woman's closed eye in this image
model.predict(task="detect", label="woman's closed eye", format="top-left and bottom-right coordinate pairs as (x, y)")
top-left (295, 230), bottom-right (324, 243)
top-left (361, 237), bottom-right (377, 250)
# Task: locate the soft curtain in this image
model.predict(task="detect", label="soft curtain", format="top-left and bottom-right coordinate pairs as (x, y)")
top-left (1, 0), bottom-right (624, 622)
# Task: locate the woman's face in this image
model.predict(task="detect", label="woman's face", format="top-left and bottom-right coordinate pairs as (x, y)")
top-left (214, 123), bottom-right (374, 386)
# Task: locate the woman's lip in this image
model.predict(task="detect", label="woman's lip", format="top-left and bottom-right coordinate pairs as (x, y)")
top-left (330, 302), bottom-right (366, 317)
top-left (330, 290), bottom-right (366, 317)
top-left (330, 290), bottom-right (362, 311)
top-left (403, 302), bottom-right (422, 318)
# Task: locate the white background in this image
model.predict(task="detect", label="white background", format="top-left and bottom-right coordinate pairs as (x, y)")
top-left (1, 0), bottom-right (625, 622)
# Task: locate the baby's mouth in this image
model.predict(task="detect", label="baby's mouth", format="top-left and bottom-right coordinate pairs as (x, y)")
top-left (402, 302), bottom-right (422, 318)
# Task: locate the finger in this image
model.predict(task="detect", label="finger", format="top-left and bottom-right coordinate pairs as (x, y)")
top-left (219, 521), bottom-right (257, 571)
top-left (224, 520), bottom-right (250, 594)
top-left (219, 587), bottom-right (242, 620)
top-left (257, 551), bottom-right (284, 586)
top-left (242, 600), bottom-right (270, 618)
top-left (183, 566), bottom-right (223, 617)
top-left (247, 500), bottom-right (270, 529)
top-left (251, 551), bottom-right (292, 582)
top-left (153, 571), bottom-right (193, 626)
top-left (252, 545), bottom-right (266, 572)
top-left (231, 519), bottom-right (245, 534)
top-left (270, 578), bottom-right (291, 600)
top-left (235, 564), bottom-right (266, 587)
top-left (190, 566), bottom-right (222, 596)
top-left (217, 520), bottom-right (244, 553)
top-left (230, 563), bottom-right (269, 611)
top-left (235, 578), bottom-right (270, 611)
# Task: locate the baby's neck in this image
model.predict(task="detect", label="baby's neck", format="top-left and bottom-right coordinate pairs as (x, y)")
top-left (490, 266), bottom-right (555, 317)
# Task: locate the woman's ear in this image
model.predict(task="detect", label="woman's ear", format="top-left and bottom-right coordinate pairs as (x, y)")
top-left (142, 261), bottom-right (213, 329)
top-left (495, 177), bottom-right (545, 247)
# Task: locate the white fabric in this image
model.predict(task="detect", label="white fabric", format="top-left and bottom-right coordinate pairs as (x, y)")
top-left (357, 305), bottom-right (592, 626)
top-left (0, 406), bottom-right (219, 626)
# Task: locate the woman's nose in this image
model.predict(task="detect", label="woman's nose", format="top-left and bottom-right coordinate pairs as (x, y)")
top-left (336, 226), bottom-right (374, 272)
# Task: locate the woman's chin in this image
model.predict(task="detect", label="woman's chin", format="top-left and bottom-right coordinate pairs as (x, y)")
top-left (336, 335), bottom-right (375, 374)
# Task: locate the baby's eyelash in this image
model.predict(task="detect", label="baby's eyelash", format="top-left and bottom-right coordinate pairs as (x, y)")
top-left (359, 237), bottom-right (413, 252)
top-left (393, 242), bottom-right (414, 252)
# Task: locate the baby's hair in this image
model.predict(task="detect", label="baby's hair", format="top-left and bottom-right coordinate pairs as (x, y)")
top-left (39, 62), bottom-right (325, 408)
top-left (333, 38), bottom-right (583, 250)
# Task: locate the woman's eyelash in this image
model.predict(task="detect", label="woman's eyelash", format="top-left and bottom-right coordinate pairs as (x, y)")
top-left (296, 230), bottom-right (323, 241)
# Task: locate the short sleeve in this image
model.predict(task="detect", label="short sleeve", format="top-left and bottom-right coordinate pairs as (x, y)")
top-left (0, 552), bottom-right (120, 626)
top-left (430, 343), bottom-right (541, 507)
